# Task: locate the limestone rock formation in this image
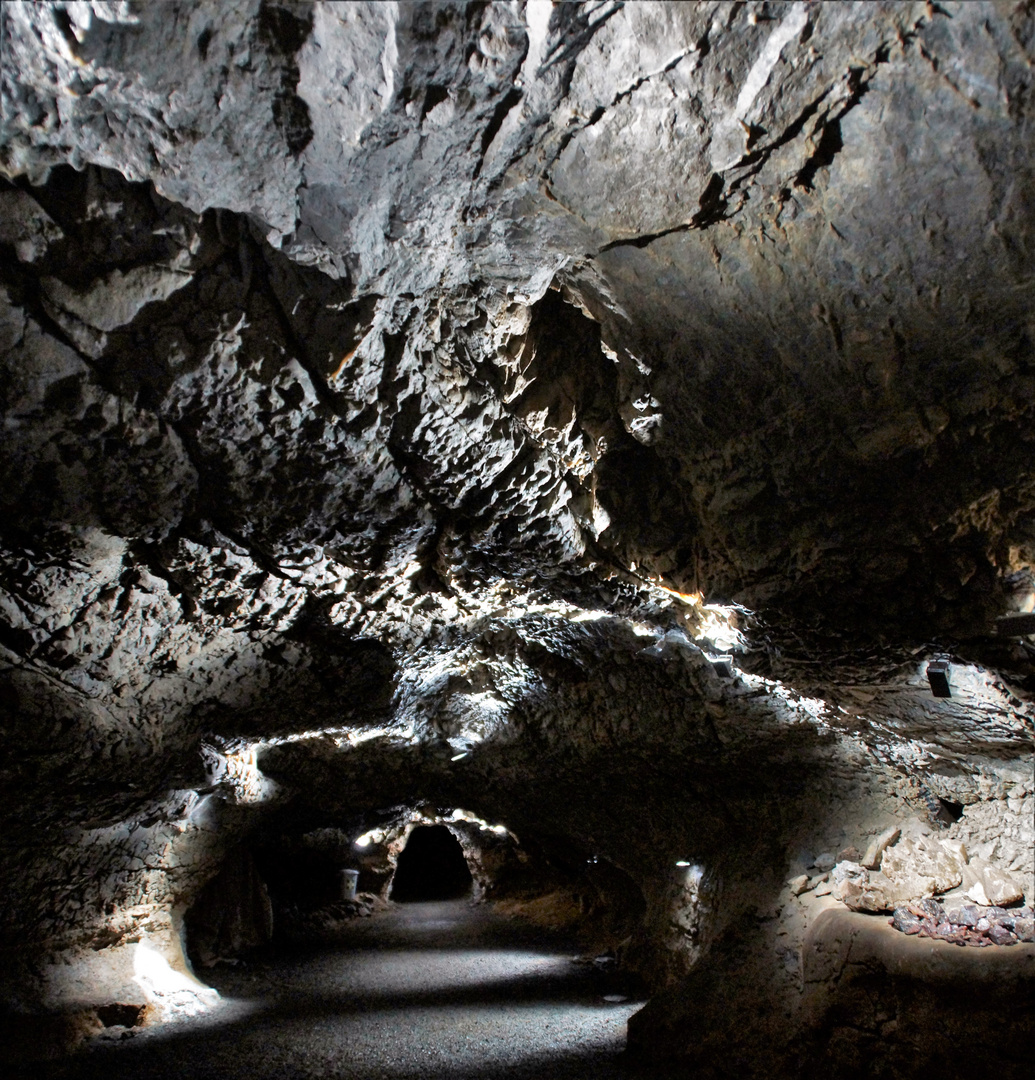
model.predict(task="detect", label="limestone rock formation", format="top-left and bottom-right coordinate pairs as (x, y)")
top-left (1, 2), bottom-right (1034, 1076)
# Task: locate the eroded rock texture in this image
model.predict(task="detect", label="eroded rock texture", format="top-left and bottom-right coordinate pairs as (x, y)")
top-left (1, 2), bottom-right (1034, 1076)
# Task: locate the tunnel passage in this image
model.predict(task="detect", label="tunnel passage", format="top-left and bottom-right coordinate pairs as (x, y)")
top-left (390, 825), bottom-right (474, 902)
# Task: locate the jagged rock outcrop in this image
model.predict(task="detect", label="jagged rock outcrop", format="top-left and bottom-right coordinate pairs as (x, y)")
top-left (1, 2), bottom-right (1034, 1076)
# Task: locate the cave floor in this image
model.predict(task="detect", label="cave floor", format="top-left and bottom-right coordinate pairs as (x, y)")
top-left (36, 900), bottom-right (657, 1080)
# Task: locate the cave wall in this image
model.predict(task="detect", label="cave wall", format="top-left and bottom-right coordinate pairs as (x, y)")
top-left (1, 2), bottom-right (1034, 1074)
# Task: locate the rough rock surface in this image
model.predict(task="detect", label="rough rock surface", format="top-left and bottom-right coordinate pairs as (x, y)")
top-left (1, 2), bottom-right (1034, 1077)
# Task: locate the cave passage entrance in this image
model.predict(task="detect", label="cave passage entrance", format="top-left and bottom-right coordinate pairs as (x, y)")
top-left (390, 825), bottom-right (473, 902)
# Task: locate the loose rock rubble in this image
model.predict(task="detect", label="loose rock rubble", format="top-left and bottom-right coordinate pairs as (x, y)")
top-left (277, 894), bottom-right (384, 944)
top-left (890, 899), bottom-right (1035, 947)
top-left (787, 815), bottom-right (1032, 948)
top-left (824, 817), bottom-right (1028, 916)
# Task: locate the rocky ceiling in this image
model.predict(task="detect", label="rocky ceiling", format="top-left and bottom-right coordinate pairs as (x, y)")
top-left (1, 2), bottom-right (1034, 1077)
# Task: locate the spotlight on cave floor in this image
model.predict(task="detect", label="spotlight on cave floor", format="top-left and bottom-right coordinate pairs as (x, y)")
top-left (390, 824), bottom-right (474, 902)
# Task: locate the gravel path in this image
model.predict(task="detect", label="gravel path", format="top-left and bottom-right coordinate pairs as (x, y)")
top-left (38, 901), bottom-right (656, 1080)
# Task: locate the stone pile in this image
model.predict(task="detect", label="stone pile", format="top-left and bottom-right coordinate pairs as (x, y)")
top-left (890, 898), bottom-right (1035, 947)
top-left (277, 894), bottom-right (383, 943)
top-left (788, 821), bottom-right (1031, 952)
top-left (831, 829), bottom-right (1026, 914)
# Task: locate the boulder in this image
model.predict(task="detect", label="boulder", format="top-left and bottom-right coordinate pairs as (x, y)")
top-left (963, 860), bottom-right (1025, 908)
top-left (881, 835), bottom-right (963, 895)
top-left (836, 836), bottom-right (966, 912)
top-left (836, 871), bottom-right (899, 913)
top-left (787, 874), bottom-right (810, 896)
top-left (861, 826), bottom-right (901, 871)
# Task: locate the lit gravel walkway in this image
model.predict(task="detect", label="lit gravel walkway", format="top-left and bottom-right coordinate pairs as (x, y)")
top-left (40, 901), bottom-right (653, 1080)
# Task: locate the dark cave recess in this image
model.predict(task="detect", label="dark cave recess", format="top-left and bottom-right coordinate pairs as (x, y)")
top-left (390, 825), bottom-right (474, 902)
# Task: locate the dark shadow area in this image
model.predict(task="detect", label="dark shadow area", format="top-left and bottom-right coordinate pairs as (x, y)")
top-left (795, 967), bottom-right (1034, 1080)
top-left (184, 847), bottom-right (273, 969)
top-left (254, 847), bottom-right (347, 911)
top-left (390, 826), bottom-right (473, 902)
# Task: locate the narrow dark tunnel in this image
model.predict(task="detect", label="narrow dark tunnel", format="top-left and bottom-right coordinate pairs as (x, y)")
top-left (389, 825), bottom-right (473, 902)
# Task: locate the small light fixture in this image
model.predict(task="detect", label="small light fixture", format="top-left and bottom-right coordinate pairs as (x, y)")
top-left (450, 752), bottom-right (468, 761)
top-left (996, 612), bottom-right (1035, 636)
top-left (926, 660), bottom-right (951, 698)
top-left (675, 860), bottom-right (691, 867)
top-left (711, 656), bottom-right (735, 678)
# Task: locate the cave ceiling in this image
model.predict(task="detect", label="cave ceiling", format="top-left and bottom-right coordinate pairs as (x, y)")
top-left (4, 0), bottom-right (1035, 634)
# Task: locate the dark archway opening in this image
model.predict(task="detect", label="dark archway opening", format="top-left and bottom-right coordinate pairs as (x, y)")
top-left (390, 825), bottom-right (473, 902)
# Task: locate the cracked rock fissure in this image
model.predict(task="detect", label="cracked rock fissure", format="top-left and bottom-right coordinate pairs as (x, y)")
top-left (0, 2), bottom-right (1033, 1077)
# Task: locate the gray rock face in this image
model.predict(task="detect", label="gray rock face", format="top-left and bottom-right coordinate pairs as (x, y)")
top-left (1, 2), bottom-right (1034, 1076)
top-left (4, 0), bottom-right (1035, 626)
